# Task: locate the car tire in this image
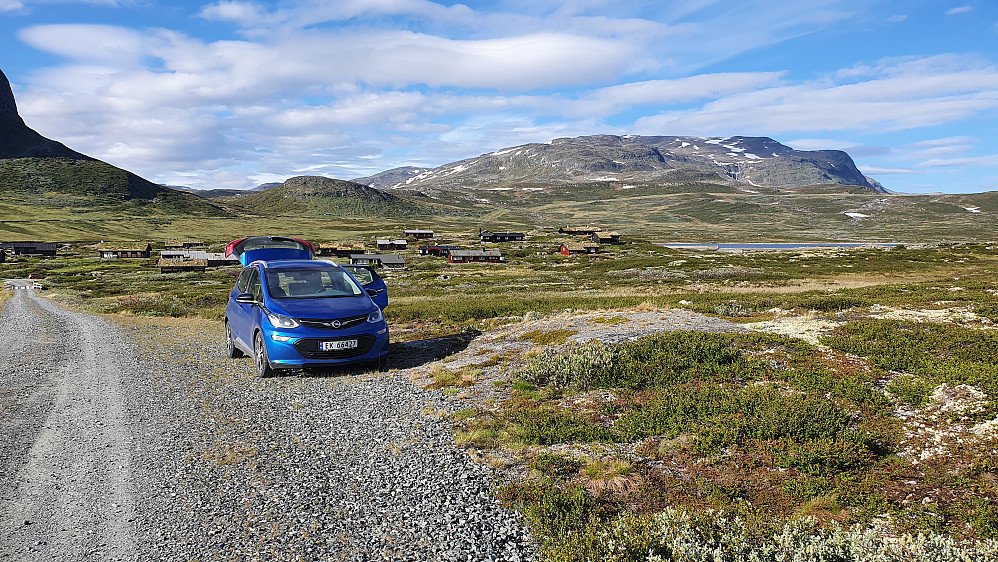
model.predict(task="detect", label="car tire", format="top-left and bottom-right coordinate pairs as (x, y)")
top-left (225, 319), bottom-right (244, 358)
top-left (254, 331), bottom-right (275, 378)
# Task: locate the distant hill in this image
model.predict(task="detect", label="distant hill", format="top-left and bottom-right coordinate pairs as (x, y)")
top-left (387, 134), bottom-right (885, 194)
top-left (353, 166), bottom-right (433, 190)
top-left (0, 68), bottom-right (227, 217)
top-left (218, 175), bottom-right (424, 217)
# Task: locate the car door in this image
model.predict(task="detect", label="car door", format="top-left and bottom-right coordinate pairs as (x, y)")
top-left (342, 264), bottom-right (388, 310)
top-left (228, 267), bottom-right (260, 350)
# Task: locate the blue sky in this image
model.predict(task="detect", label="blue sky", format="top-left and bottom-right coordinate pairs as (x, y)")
top-left (2, 1), bottom-right (997, 193)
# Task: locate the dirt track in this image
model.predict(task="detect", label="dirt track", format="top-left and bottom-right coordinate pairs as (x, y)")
top-left (0, 288), bottom-right (138, 561)
top-left (0, 288), bottom-right (534, 561)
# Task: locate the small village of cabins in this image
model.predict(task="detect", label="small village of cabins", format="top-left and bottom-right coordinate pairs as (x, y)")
top-left (1, 226), bottom-right (623, 274)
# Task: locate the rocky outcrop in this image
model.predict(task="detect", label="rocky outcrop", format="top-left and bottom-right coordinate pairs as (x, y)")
top-left (0, 68), bottom-right (89, 160)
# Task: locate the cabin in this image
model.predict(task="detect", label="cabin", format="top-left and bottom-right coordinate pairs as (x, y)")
top-left (318, 243), bottom-right (366, 258)
top-left (164, 239), bottom-right (204, 250)
top-left (157, 250), bottom-right (238, 267)
top-left (448, 249), bottom-right (502, 264)
top-left (592, 231), bottom-right (622, 244)
top-left (479, 230), bottom-right (525, 243)
top-left (157, 258), bottom-right (207, 273)
top-left (98, 243), bottom-right (152, 259)
top-left (560, 243), bottom-right (600, 256)
top-left (376, 239), bottom-right (408, 251)
top-left (418, 245), bottom-right (460, 257)
top-left (0, 241), bottom-right (58, 256)
top-left (403, 229), bottom-right (434, 239)
top-left (349, 253), bottom-right (406, 270)
top-left (559, 226), bottom-right (603, 235)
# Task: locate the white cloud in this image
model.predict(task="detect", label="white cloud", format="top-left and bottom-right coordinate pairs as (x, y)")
top-left (887, 14), bottom-right (907, 23)
top-left (905, 136), bottom-right (978, 147)
top-left (858, 165), bottom-right (915, 175)
top-left (19, 24), bottom-right (639, 92)
top-left (632, 57), bottom-right (998, 136)
top-left (564, 72), bottom-right (787, 117)
top-left (0, 0), bottom-right (24, 12)
top-left (18, 25), bottom-right (147, 64)
top-left (917, 155), bottom-right (998, 168)
top-left (946, 6), bottom-right (972, 15)
top-left (785, 138), bottom-right (860, 150)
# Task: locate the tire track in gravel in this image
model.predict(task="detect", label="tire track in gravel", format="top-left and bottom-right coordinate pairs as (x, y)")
top-left (0, 288), bottom-right (137, 561)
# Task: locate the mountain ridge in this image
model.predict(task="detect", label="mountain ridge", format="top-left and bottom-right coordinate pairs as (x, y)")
top-left (361, 134), bottom-right (886, 194)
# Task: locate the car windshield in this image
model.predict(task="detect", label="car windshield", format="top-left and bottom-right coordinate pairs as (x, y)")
top-left (265, 268), bottom-right (363, 299)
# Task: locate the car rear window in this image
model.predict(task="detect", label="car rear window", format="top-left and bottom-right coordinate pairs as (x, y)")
top-left (266, 268), bottom-right (362, 299)
top-left (242, 239), bottom-right (307, 252)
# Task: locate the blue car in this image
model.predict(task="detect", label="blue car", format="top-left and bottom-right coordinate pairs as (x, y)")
top-left (224, 256), bottom-right (389, 377)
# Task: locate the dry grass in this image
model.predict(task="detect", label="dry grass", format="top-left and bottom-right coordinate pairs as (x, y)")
top-left (425, 364), bottom-right (480, 390)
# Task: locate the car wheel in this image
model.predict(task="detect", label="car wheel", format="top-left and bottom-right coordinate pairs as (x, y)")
top-left (254, 331), bottom-right (275, 378)
top-left (225, 319), bottom-right (244, 358)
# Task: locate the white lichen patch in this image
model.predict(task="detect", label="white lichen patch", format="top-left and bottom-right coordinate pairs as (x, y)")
top-left (869, 305), bottom-right (993, 327)
top-left (745, 316), bottom-right (843, 346)
top-left (898, 383), bottom-right (991, 465)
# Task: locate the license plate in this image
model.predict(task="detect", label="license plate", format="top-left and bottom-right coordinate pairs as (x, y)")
top-left (320, 340), bottom-right (358, 351)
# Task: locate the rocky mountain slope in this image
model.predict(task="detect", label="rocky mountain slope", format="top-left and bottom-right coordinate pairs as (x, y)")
top-left (0, 68), bottom-right (226, 216)
top-left (352, 166), bottom-right (432, 191)
top-left (367, 135), bottom-right (884, 194)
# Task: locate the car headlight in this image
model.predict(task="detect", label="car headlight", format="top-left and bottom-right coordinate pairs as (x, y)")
top-left (366, 308), bottom-right (384, 323)
top-left (266, 311), bottom-right (300, 329)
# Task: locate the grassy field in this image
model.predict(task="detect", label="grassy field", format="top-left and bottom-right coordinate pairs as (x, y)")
top-left (3, 220), bottom-right (998, 559)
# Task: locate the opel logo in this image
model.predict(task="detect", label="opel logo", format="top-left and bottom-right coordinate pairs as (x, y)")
top-left (330, 320), bottom-right (342, 328)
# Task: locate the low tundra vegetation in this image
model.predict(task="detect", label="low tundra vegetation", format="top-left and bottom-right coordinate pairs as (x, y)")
top-left (456, 329), bottom-right (998, 560)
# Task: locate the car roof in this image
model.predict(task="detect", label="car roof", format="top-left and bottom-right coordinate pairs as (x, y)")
top-left (252, 259), bottom-right (342, 269)
top-left (225, 236), bottom-right (316, 257)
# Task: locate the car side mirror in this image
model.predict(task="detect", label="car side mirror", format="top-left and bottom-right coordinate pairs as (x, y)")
top-left (366, 288), bottom-right (379, 297)
top-left (236, 292), bottom-right (256, 304)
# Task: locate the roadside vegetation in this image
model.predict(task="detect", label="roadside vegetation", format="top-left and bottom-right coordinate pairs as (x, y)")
top-left (3, 231), bottom-right (998, 560)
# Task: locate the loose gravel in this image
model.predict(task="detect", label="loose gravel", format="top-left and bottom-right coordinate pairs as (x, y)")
top-left (0, 289), bottom-right (139, 561)
top-left (1, 288), bottom-right (534, 561)
top-left (1, 289), bottom-right (754, 561)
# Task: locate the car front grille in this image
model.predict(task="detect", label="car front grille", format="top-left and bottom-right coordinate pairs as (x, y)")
top-left (294, 334), bottom-right (376, 359)
top-left (297, 314), bottom-right (368, 330)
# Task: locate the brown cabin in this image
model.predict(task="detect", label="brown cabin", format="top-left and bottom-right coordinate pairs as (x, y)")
top-left (560, 243), bottom-right (599, 256)
top-left (449, 249), bottom-right (502, 263)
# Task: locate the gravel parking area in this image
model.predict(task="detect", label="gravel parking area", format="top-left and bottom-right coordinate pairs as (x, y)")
top-left (1, 289), bottom-right (533, 561)
top-left (0, 290), bottom-right (752, 561)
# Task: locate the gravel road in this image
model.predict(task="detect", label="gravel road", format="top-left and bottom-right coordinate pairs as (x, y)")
top-left (0, 288), bottom-right (138, 561)
top-left (0, 288), bottom-right (534, 561)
